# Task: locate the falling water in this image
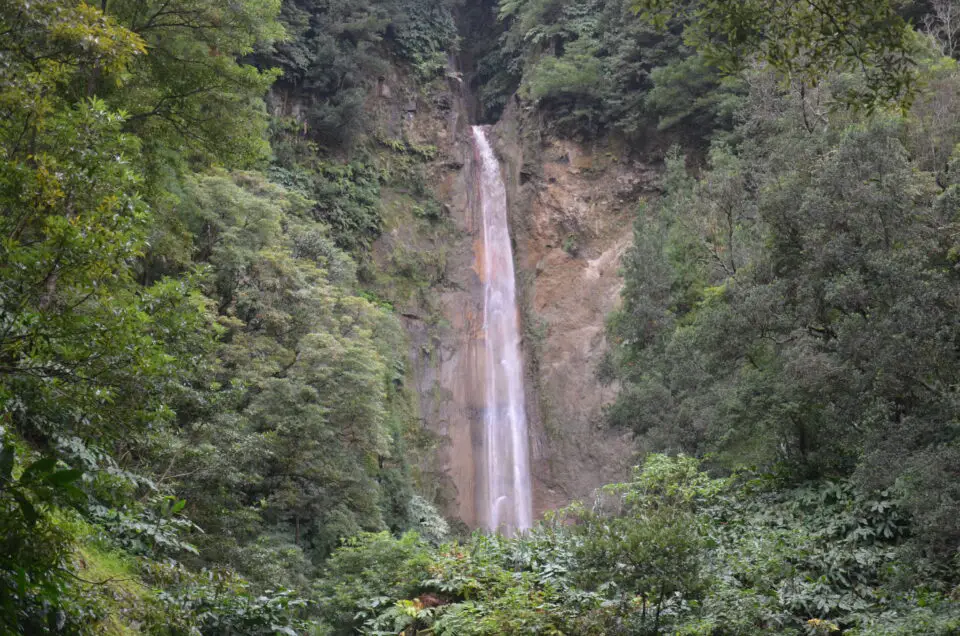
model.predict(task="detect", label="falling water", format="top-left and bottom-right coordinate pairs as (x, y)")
top-left (472, 125), bottom-right (533, 535)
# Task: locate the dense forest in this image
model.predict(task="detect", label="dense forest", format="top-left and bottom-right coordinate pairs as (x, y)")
top-left (3, 0), bottom-right (960, 633)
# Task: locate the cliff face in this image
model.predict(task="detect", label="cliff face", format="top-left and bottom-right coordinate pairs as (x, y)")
top-left (493, 105), bottom-right (659, 516)
top-left (347, 57), bottom-right (658, 528)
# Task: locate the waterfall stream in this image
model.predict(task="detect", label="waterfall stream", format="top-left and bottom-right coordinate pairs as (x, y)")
top-left (473, 125), bottom-right (533, 535)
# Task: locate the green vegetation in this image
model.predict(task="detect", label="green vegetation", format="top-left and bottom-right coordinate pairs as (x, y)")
top-left (475, 0), bottom-right (753, 140)
top-left (4, 0), bottom-right (960, 633)
top-left (633, 0), bottom-right (919, 108)
top-left (0, 0), bottom-right (452, 632)
top-left (484, 0), bottom-right (923, 140)
top-left (310, 455), bottom-right (960, 635)
top-left (604, 60), bottom-right (960, 558)
top-left (596, 4), bottom-right (960, 632)
top-left (490, 0), bottom-right (687, 137)
top-left (260, 0), bottom-right (459, 146)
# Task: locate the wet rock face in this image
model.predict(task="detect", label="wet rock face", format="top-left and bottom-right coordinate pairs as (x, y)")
top-left (362, 68), bottom-right (659, 527)
top-left (491, 108), bottom-right (660, 517)
top-left (370, 73), bottom-right (485, 528)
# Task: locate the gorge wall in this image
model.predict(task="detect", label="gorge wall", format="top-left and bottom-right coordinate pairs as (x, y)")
top-left (493, 105), bottom-right (659, 516)
top-left (365, 59), bottom-right (659, 527)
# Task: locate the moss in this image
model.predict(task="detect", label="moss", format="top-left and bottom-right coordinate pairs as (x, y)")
top-left (53, 513), bottom-right (162, 635)
top-left (77, 546), bottom-right (146, 635)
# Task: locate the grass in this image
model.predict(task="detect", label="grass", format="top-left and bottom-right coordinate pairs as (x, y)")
top-left (56, 512), bottom-right (160, 635)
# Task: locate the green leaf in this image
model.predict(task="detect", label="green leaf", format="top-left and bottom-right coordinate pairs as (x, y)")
top-left (21, 456), bottom-right (56, 483)
top-left (0, 444), bottom-right (14, 483)
top-left (13, 490), bottom-right (39, 526)
top-left (47, 469), bottom-right (83, 486)
top-left (15, 567), bottom-right (26, 598)
top-left (59, 483), bottom-right (85, 502)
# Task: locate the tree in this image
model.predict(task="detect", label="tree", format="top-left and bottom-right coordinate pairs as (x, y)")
top-left (260, 0), bottom-right (458, 146)
top-left (0, 2), bottom-right (215, 629)
top-left (923, 0), bottom-right (960, 57)
top-left (606, 68), bottom-right (960, 554)
top-left (575, 455), bottom-right (712, 633)
top-left (633, 0), bottom-right (921, 107)
top-left (0, 0), bottom-right (216, 453)
top-left (101, 0), bottom-right (283, 172)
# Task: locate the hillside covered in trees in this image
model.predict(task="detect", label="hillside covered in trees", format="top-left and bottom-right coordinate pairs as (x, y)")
top-left (3, 0), bottom-right (960, 634)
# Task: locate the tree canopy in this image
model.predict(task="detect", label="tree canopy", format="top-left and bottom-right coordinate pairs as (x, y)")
top-left (633, 0), bottom-right (920, 106)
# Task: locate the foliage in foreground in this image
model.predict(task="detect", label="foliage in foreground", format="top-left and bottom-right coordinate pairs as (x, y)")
top-left (314, 455), bottom-right (960, 635)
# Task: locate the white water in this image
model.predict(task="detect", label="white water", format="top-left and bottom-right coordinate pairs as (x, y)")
top-left (472, 126), bottom-right (533, 535)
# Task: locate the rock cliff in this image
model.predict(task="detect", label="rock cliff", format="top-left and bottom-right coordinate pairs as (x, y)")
top-left (493, 104), bottom-right (659, 516)
top-left (350, 58), bottom-right (659, 528)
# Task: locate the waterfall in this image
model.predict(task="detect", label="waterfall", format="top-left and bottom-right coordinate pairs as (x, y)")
top-left (472, 125), bottom-right (533, 535)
